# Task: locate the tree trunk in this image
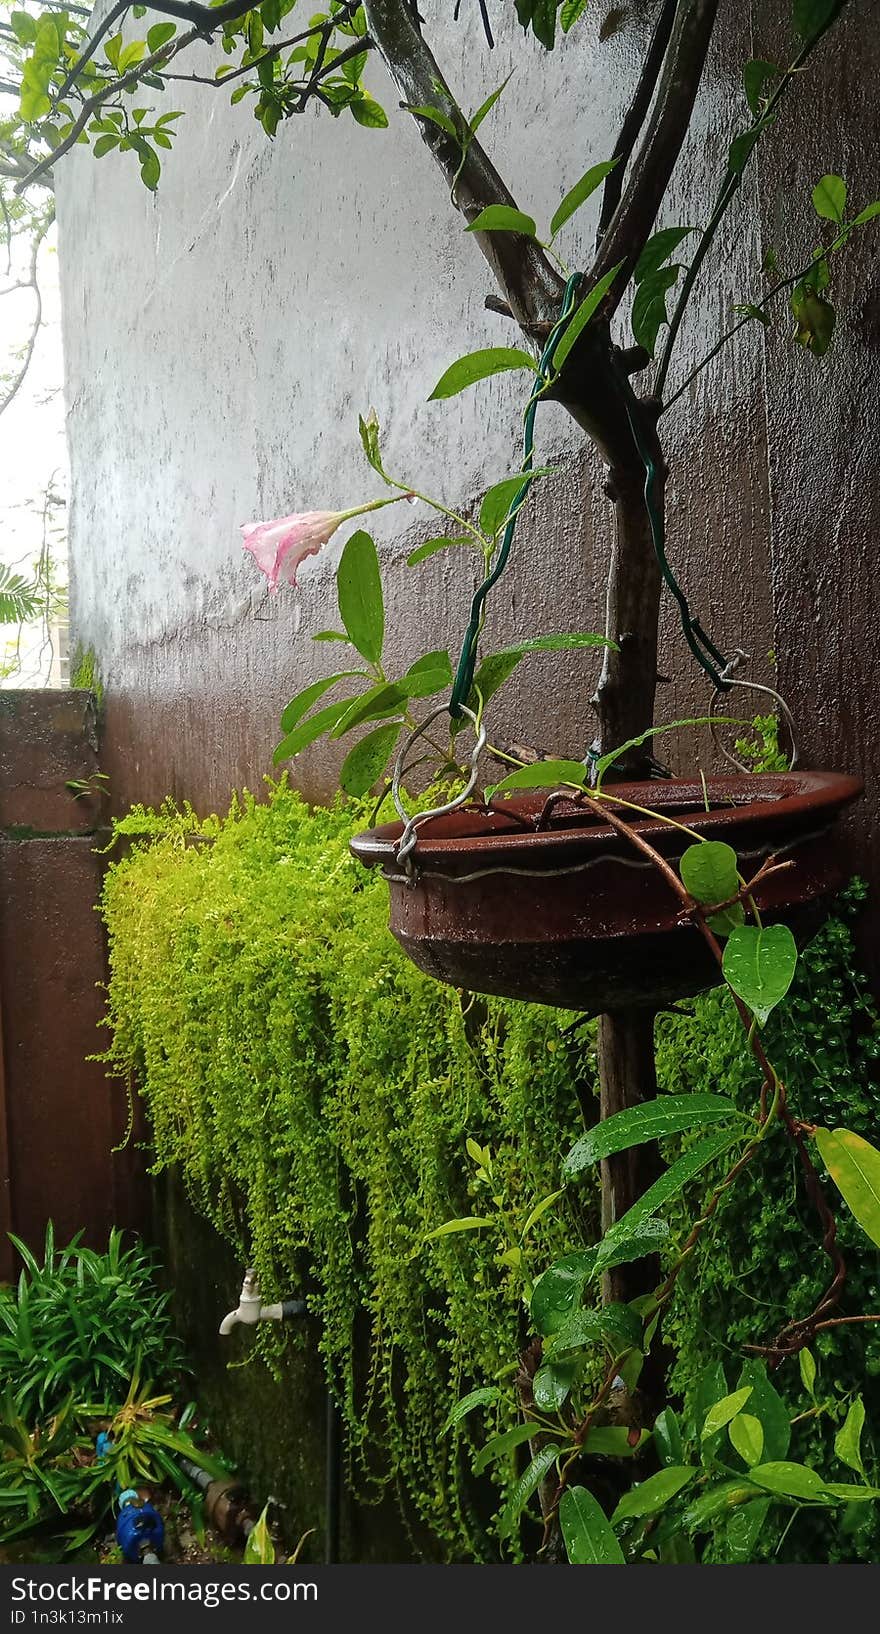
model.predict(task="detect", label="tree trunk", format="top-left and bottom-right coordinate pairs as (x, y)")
top-left (593, 432), bottom-right (666, 1324)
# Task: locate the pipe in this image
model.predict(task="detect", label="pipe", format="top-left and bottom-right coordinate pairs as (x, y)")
top-left (219, 1268), bottom-right (305, 1334)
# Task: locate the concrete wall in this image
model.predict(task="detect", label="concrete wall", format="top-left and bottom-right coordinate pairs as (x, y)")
top-left (56, 5), bottom-right (880, 939)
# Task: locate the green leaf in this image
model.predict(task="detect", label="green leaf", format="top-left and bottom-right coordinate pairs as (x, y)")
top-left (631, 264), bottom-right (681, 356)
top-left (280, 674), bottom-right (361, 734)
top-left (403, 103), bottom-right (459, 139)
top-left (600, 1130), bottom-right (741, 1255)
top-left (533, 1360), bottom-right (576, 1411)
top-left (10, 12), bottom-right (37, 45)
top-left (734, 303), bottom-right (771, 328)
top-left (406, 536), bottom-right (473, 566)
top-left (243, 1503), bottom-right (275, 1564)
top-left (560, 1486), bottom-right (625, 1565)
top-left (813, 173), bottom-right (847, 223)
top-left (679, 842), bottom-right (744, 936)
top-left (93, 134), bottom-right (121, 158)
top-left (746, 1461), bottom-right (828, 1501)
top-left (816, 1124), bottom-right (880, 1248)
top-left (550, 1303), bottom-right (642, 1357)
top-left (469, 73), bottom-right (513, 137)
top-left (722, 923), bottom-right (798, 1026)
top-left (330, 683), bottom-right (406, 738)
top-left (702, 1387), bottom-right (752, 1440)
top-left (272, 698), bottom-right (359, 765)
top-left (799, 1348), bottom-right (817, 1397)
top-left (593, 716), bottom-right (731, 786)
top-left (498, 1443), bottom-right (563, 1538)
top-left (683, 1480), bottom-right (756, 1532)
top-left (466, 205), bottom-right (537, 237)
top-left (336, 530), bottom-right (384, 664)
top-left (473, 1422), bottom-right (541, 1473)
top-left (350, 94), bottom-right (388, 128)
top-left (653, 1408), bottom-right (684, 1468)
top-left (743, 59), bottom-right (779, 115)
top-left (730, 1413), bottom-right (764, 1467)
top-left (428, 347), bottom-right (535, 401)
top-left (550, 159), bottom-right (618, 237)
top-left (565, 1093), bottom-right (741, 1176)
top-left (470, 631), bottom-right (610, 718)
top-left (560, 0), bottom-right (590, 33)
top-left (312, 630), bottom-right (350, 643)
top-left (339, 724), bottom-right (401, 796)
top-left (425, 1215), bottom-right (496, 1241)
top-left (118, 39), bottom-right (146, 73)
top-left (736, 1360), bottom-right (790, 1462)
top-left (612, 1466), bottom-right (696, 1525)
top-left (792, 0), bottom-right (843, 42)
top-left (529, 1252), bottom-right (595, 1337)
top-left (491, 760), bottom-right (587, 796)
top-left (520, 1188), bottom-right (565, 1238)
top-left (850, 201), bottom-right (880, 228)
top-left (728, 126), bottom-right (764, 176)
top-left (724, 1496), bottom-right (771, 1562)
top-left (583, 1426), bottom-right (650, 1459)
top-left (634, 227), bottom-right (693, 283)
top-left (592, 1220), bottom-right (671, 1279)
top-left (552, 263), bottom-right (624, 373)
top-left (138, 146), bottom-right (161, 191)
top-left (835, 1396), bottom-right (866, 1477)
top-left (441, 1386), bottom-right (501, 1435)
top-left (147, 21), bottom-right (177, 51)
top-left (791, 284), bottom-right (836, 356)
top-left (479, 468), bottom-right (559, 538)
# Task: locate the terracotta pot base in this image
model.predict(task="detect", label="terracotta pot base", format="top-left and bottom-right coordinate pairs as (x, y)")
top-left (350, 772), bottom-right (862, 1013)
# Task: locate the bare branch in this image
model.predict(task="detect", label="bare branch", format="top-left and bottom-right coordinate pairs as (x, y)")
top-left (591, 0), bottom-right (720, 307)
top-left (0, 206), bottom-right (53, 417)
top-left (595, 0), bottom-right (678, 247)
top-left (364, 0), bottom-right (563, 333)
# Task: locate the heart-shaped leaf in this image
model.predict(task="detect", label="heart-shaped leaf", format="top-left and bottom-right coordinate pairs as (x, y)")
top-left (722, 923), bottom-right (798, 1025)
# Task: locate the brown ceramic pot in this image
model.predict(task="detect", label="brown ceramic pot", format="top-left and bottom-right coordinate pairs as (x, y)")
top-left (349, 772), bottom-right (862, 1012)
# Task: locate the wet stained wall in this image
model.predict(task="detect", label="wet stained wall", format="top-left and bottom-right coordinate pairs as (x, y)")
top-left (51, 4), bottom-right (880, 1556)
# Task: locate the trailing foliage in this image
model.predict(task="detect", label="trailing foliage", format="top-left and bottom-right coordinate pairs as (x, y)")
top-left (658, 882), bottom-right (880, 1562)
top-left (99, 787), bottom-right (880, 1560)
top-left (99, 782), bottom-right (597, 1559)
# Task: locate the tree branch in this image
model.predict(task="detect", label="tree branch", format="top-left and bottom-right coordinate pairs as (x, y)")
top-left (0, 206), bottom-right (53, 417)
top-left (364, 0), bottom-right (564, 334)
top-left (590, 0), bottom-right (720, 309)
top-left (595, 0), bottom-right (678, 247)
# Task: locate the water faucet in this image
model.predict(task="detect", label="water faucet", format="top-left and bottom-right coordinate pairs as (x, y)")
top-left (219, 1268), bottom-right (305, 1335)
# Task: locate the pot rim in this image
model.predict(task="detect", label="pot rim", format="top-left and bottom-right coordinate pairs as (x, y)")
top-left (350, 770), bottom-right (863, 870)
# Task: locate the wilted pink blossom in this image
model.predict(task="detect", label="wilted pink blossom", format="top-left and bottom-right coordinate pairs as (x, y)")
top-left (241, 509), bottom-right (347, 592)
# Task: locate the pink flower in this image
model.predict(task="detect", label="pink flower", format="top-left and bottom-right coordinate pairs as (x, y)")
top-left (241, 509), bottom-right (346, 592)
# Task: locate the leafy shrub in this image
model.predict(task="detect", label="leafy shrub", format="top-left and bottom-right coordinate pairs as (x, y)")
top-left (0, 1224), bottom-right (188, 1420)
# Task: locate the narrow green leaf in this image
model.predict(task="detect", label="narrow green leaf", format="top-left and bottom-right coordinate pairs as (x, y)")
top-left (425, 1216), bottom-right (496, 1242)
top-left (560, 0), bottom-right (590, 32)
top-left (280, 673), bottom-right (361, 734)
top-left (550, 159), bottom-right (618, 237)
top-left (653, 1408), bottom-right (684, 1468)
top-left (491, 759), bottom-right (587, 796)
top-left (403, 103), bottom-right (458, 139)
top-left (479, 467), bottom-right (559, 538)
top-left (466, 205), bottom-right (537, 237)
top-left (336, 529), bottom-right (384, 664)
top-left (835, 1396), bottom-right (866, 1476)
top-left (600, 1130), bottom-right (741, 1255)
top-left (469, 73), bottom-right (513, 137)
top-left (683, 1481), bottom-right (756, 1531)
top-left (722, 923), bottom-right (798, 1026)
top-left (550, 1303), bottom-right (642, 1357)
top-left (730, 1413), bottom-right (764, 1467)
top-left (594, 716), bottom-right (738, 785)
top-left (473, 1422), bottom-right (541, 1473)
top-left (634, 227), bottom-right (692, 283)
top-left (330, 683), bottom-right (406, 738)
top-left (611, 1466), bottom-right (696, 1525)
top-left (339, 723), bottom-right (401, 796)
top-left (560, 1486), bottom-right (625, 1564)
top-left (520, 1188), bottom-right (565, 1238)
top-left (723, 1497), bottom-right (771, 1561)
top-left (406, 536), bottom-right (472, 566)
top-left (441, 1386), bottom-right (501, 1435)
top-left (631, 264), bottom-right (681, 356)
top-left (851, 200), bottom-right (880, 227)
top-left (498, 1444), bottom-right (563, 1538)
top-left (815, 1128), bottom-right (880, 1249)
top-left (592, 1220), bottom-right (671, 1278)
top-left (272, 697), bottom-right (360, 765)
top-left (470, 631), bottom-right (610, 721)
top-left (702, 1386), bottom-right (753, 1440)
top-left (813, 173), bottom-right (847, 223)
top-left (429, 347), bottom-right (536, 401)
top-left (565, 1093), bottom-right (741, 1176)
top-left (243, 1503), bottom-right (275, 1564)
top-left (553, 263), bottom-right (624, 373)
top-left (799, 1347), bottom-right (817, 1397)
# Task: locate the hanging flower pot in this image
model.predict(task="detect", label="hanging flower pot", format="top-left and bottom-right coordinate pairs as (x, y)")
top-left (350, 771), bottom-right (862, 1012)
